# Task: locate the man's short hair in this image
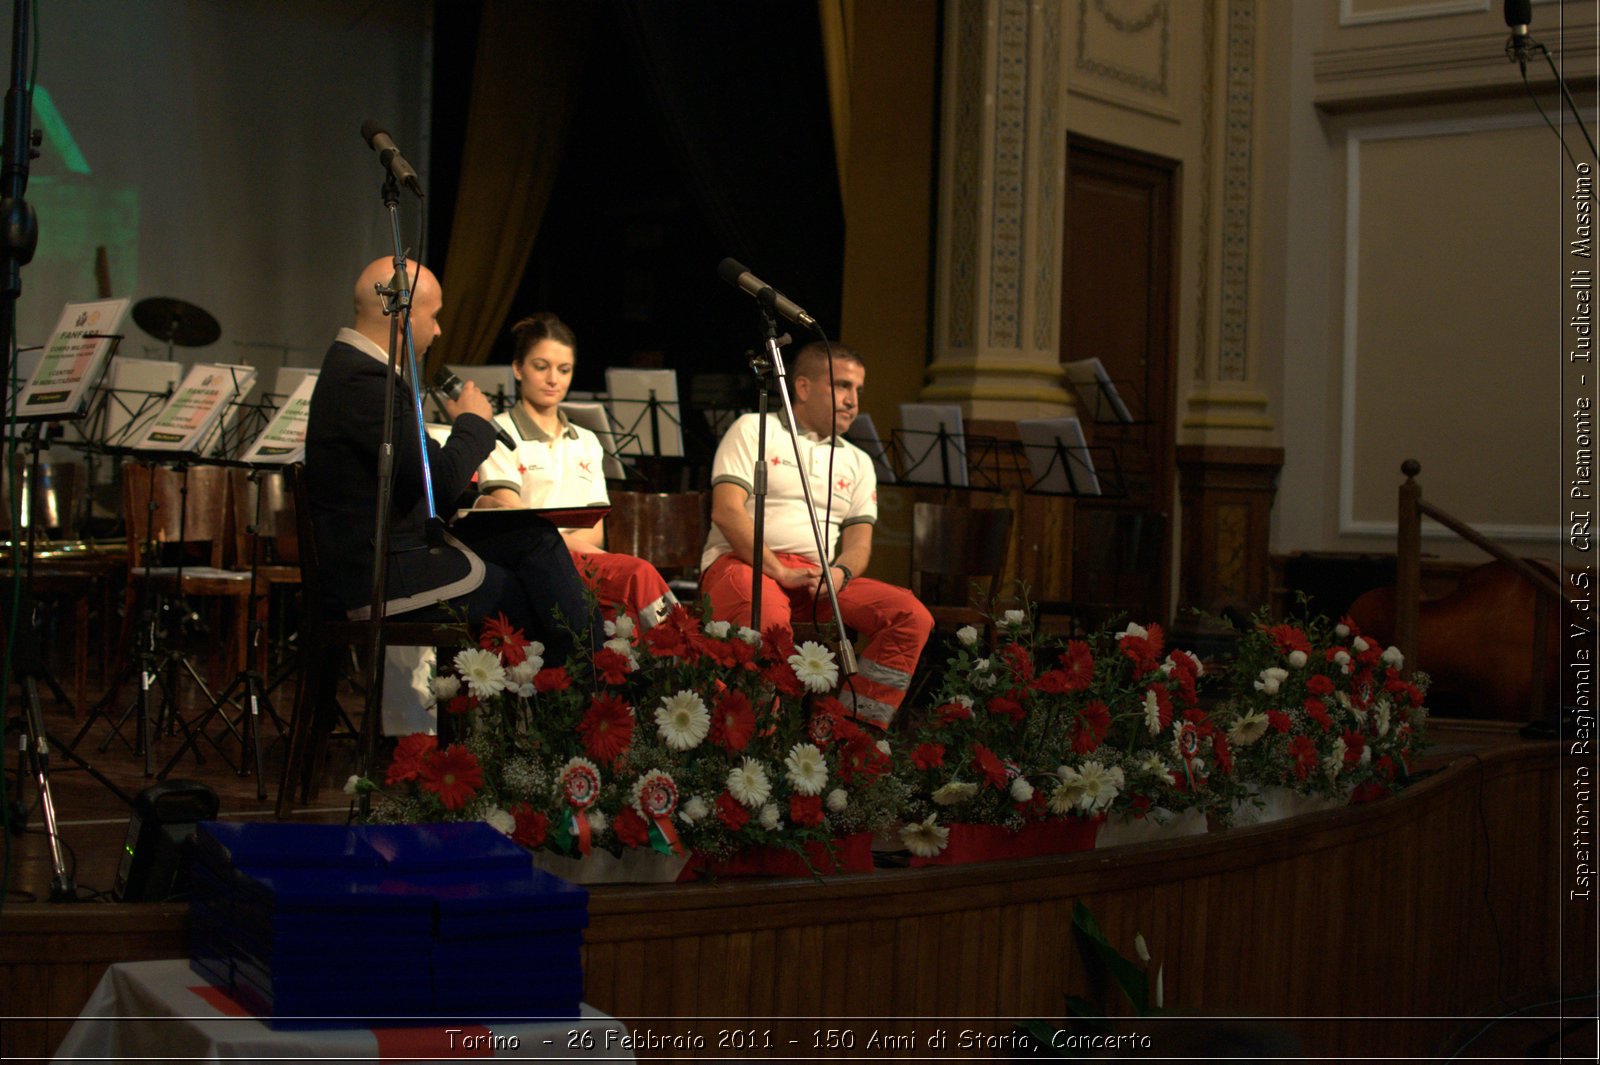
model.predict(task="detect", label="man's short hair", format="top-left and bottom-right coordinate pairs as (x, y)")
top-left (792, 341), bottom-right (864, 380)
top-left (510, 312), bottom-right (578, 361)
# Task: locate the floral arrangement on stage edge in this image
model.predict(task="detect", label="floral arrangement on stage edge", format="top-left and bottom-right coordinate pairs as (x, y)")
top-left (1209, 608), bottom-right (1429, 813)
top-left (348, 605), bottom-right (907, 868)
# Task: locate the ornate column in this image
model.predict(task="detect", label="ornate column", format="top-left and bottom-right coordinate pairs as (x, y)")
top-left (926, 0), bottom-right (1073, 419)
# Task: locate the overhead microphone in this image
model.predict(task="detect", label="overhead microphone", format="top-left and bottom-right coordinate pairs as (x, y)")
top-left (718, 258), bottom-right (819, 331)
top-left (360, 119), bottom-right (424, 199)
top-left (433, 369), bottom-right (517, 452)
top-left (1504, 0), bottom-right (1532, 67)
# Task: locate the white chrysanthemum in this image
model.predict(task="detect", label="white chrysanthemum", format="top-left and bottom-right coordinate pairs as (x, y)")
top-left (704, 619), bottom-right (732, 640)
top-left (758, 803), bottom-right (781, 831)
top-left (585, 809), bottom-right (608, 837)
top-left (1077, 761), bottom-right (1125, 813)
top-left (953, 694), bottom-right (974, 710)
top-left (932, 780), bottom-right (978, 806)
top-left (603, 618), bottom-right (618, 638)
top-left (1002, 609), bottom-right (1027, 627)
top-left (1136, 752), bottom-right (1170, 778)
top-left (1375, 700), bottom-right (1393, 737)
top-left (1010, 777), bottom-right (1035, 803)
top-left (1228, 712), bottom-right (1270, 746)
top-left (603, 637), bottom-right (635, 660)
top-left (1333, 649), bottom-right (1352, 667)
top-left (1382, 645), bottom-right (1404, 667)
top-left (343, 774), bottom-right (361, 796)
top-left (431, 673), bottom-right (461, 701)
top-left (655, 690), bottom-right (711, 751)
top-left (506, 658), bottom-right (538, 697)
top-left (527, 640), bottom-right (546, 659)
top-left (900, 814), bottom-right (950, 857)
top-left (606, 616), bottom-right (632, 642)
top-left (1143, 689), bottom-right (1163, 736)
top-left (454, 647), bottom-right (507, 698)
top-left (1288, 650), bottom-right (1308, 669)
top-left (1324, 738), bottom-right (1347, 779)
top-left (1335, 622), bottom-right (1351, 638)
top-left (956, 625), bottom-right (979, 646)
top-left (826, 788), bottom-right (849, 813)
top-left (1049, 769), bottom-right (1085, 814)
top-left (680, 795), bottom-right (710, 824)
top-left (726, 757), bottom-right (773, 808)
top-left (784, 743), bottom-right (828, 796)
top-left (484, 806), bottom-right (516, 836)
top-left (738, 626), bottom-right (762, 646)
top-left (1352, 636), bottom-right (1370, 653)
top-left (1254, 666), bottom-right (1288, 695)
top-left (789, 641), bottom-right (841, 693)
top-left (1119, 622), bottom-right (1149, 640)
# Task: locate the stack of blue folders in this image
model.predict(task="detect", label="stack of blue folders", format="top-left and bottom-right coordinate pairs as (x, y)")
top-left (189, 821), bottom-right (589, 1027)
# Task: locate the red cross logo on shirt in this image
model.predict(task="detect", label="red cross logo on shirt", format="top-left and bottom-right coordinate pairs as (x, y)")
top-left (836, 477), bottom-right (851, 491)
top-left (771, 456), bottom-right (782, 466)
top-left (578, 459), bottom-right (592, 475)
top-left (517, 463), bottom-right (527, 475)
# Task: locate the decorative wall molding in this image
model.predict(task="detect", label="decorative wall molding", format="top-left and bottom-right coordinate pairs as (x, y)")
top-left (1338, 111), bottom-right (1560, 543)
top-left (987, 0), bottom-right (1030, 350)
top-left (1194, 0), bottom-right (1216, 383)
top-left (1033, 1), bottom-right (1063, 352)
top-left (946, 0), bottom-right (986, 350)
top-left (1337, 0), bottom-right (1488, 28)
top-left (1068, 0), bottom-right (1179, 120)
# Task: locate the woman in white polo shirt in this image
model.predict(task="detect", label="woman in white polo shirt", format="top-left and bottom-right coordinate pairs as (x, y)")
top-left (476, 313), bottom-right (677, 631)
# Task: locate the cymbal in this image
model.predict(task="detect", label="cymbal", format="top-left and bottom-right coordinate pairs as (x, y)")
top-left (132, 297), bottom-right (221, 347)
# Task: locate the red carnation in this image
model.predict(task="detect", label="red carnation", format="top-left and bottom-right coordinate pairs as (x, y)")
top-left (1342, 729), bottom-right (1366, 766)
top-left (789, 794), bottom-right (824, 827)
top-left (1071, 700), bottom-right (1111, 755)
top-left (593, 647), bottom-right (634, 686)
top-left (385, 732), bottom-right (436, 786)
top-left (1266, 709), bottom-right (1293, 734)
top-left (934, 700), bottom-right (973, 726)
top-left (1304, 697), bottom-right (1333, 731)
top-left (911, 742), bottom-right (945, 770)
top-left (715, 790), bottom-right (750, 831)
top-left (1306, 674), bottom-right (1335, 696)
top-left (710, 689), bottom-right (757, 753)
top-left (533, 666), bottom-right (572, 693)
top-left (986, 692), bottom-right (1025, 723)
top-left (418, 743), bottom-right (483, 811)
top-left (510, 803), bottom-right (548, 849)
top-left (1059, 640), bottom-right (1095, 691)
top-left (612, 806), bottom-right (651, 848)
top-left (972, 743), bottom-right (1009, 790)
top-left (446, 693), bottom-right (477, 716)
top-left (578, 692), bottom-right (635, 766)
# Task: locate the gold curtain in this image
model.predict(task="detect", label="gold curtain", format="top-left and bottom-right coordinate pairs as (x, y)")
top-left (818, 0), bottom-right (853, 204)
top-left (427, 1), bottom-right (591, 379)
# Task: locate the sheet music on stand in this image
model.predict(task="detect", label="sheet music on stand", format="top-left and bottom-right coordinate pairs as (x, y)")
top-left (1016, 416), bottom-right (1104, 496)
top-left (605, 367), bottom-right (684, 459)
top-left (237, 373), bottom-right (318, 465)
top-left (559, 399), bottom-right (635, 481)
top-left (9, 298), bottom-right (130, 423)
top-left (128, 362), bottom-right (256, 453)
top-left (844, 412), bottom-right (896, 484)
top-left (896, 403), bottom-right (971, 488)
top-left (1064, 357), bottom-right (1137, 424)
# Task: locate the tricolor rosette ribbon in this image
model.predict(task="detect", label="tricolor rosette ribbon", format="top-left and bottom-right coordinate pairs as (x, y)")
top-left (1173, 720), bottom-right (1201, 790)
top-left (631, 769), bottom-right (684, 855)
top-left (559, 757), bottom-right (602, 855)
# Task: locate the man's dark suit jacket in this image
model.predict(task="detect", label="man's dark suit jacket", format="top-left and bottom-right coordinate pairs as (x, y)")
top-left (304, 334), bottom-right (497, 618)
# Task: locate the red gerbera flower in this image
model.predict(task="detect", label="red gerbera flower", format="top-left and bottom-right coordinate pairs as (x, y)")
top-left (911, 742), bottom-right (945, 770)
top-left (1059, 640), bottom-right (1095, 691)
top-left (418, 743), bottom-right (483, 811)
top-left (1267, 623), bottom-right (1312, 656)
top-left (710, 689), bottom-right (757, 752)
top-left (1119, 624), bottom-right (1165, 677)
top-left (789, 794), bottom-right (824, 827)
top-left (971, 743), bottom-right (1008, 790)
top-left (1266, 709), bottom-right (1293, 734)
top-left (1000, 642), bottom-right (1034, 682)
top-left (986, 692), bottom-right (1025, 723)
top-left (385, 732), bottom-right (436, 786)
top-left (593, 646), bottom-right (634, 686)
top-left (509, 803), bottom-right (548, 849)
top-left (1304, 697), bottom-right (1333, 731)
top-left (934, 700), bottom-right (973, 726)
top-left (836, 733), bottom-right (890, 784)
top-left (478, 612), bottom-right (532, 666)
top-left (578, 693), bottom-right (635, 766)
top-left (1288, 735), bottom-right (1319, 780)
top-left (1071, 700), bottom-right (1111, 754)
top-left (715, 790), bottom-right (750, 830)
top-left (1342, 729), bottom-right (1366, 766)
top-left (612, 806), bottom-right (652, 848)
top-left (533, 665), bottom-right (572, 693)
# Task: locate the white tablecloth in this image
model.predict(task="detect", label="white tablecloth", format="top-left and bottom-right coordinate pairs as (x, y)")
top-left (53, 960), bottom-right (633, 1063)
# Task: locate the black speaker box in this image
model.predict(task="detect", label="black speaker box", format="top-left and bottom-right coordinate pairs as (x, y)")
top-left (112, 780), bottom-right (219, 902)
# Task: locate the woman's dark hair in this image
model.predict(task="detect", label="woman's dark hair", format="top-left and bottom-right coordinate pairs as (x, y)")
top-left (509, 312), bottom-right (577, 362)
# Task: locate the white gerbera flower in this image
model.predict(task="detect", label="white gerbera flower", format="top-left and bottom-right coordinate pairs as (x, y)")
top-left (454, 647), bottom-right (507, 698)
top-left (1010, 777), bottom-right (1035, 803)
top-left (1136, 752), bottom-right (1170, 779)
top-left (1002, 609), bottom-right (1026, 627)
top-left (680, 795), bottom-right (710, 824)
top-left (825, 788), bottom-right (848, 813)
top-left (1288, 650), bottom-right (1308, 669)
top-left (956, 625), bottom-right (979, 646)
top-left (655, 690), bottom-right (711, 751)
top-left (1049, 768), bottom-right (1085, 814)
top-left (484, 806), bottom-right (516, 836)
top-left (704, 619), bottom-right (732, 639)
top-left (1143, 689), bottom-right (1163, 736)
top-left (431, 673), bottom-right (461, 701)
top-left (789, 641), bottom-right (841, 693)
top-left (932, 780), bottom-right (978, 806)
top-left (900, 814), bottom-right (950, 857)
top-left (1077, 761), bottom-right (1124, 813)
top-left (1382, 645), bottom-right (1404, 667)
top-left (726, 757), bottom-right (772, 808)
top-left (1228, 712), bottom-right (1270, 746)
top-left (1324, 738), bottom-right (1347, 779)
top-left (784, 743), bottom-right (828, 796)
top-left (758, 803), bottom-right (782, 831)
top-left (738, 626), bottom-right (762, 645)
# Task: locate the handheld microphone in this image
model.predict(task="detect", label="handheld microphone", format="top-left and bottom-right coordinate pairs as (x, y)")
top-left (433, 369), bottom-right (517, 452)
top-left (1504, 0), bottom-right (1532, 67)
top-left (718, 258), bottom-right (819, 331)
top-left (360, 119), bottom-right (424, 199)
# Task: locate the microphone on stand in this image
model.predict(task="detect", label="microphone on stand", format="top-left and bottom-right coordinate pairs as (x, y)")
top-left (360, 119), bottom-right (424, 199)
top-left (1504, 0), bottom-right (1532, 70)
top-left (718, 258), bottom-right (820, 332)
top-left (432, 369), bottom-right (518, 452)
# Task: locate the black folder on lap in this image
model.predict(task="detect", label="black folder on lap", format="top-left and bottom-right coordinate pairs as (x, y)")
top-left (451, 504), bottom-right (610, 531)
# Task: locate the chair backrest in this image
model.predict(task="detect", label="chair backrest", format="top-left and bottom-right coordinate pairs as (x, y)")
top-left (605, 491), bottom-right (708, 577)
top-left (121, 461), bottom-right (233, 569)
top-left (910, 501), bottom-right (1014, 612)
top-left (285, 463), bottom-right (329, 618)
top-left (230, 467), bottom-right (298, 568)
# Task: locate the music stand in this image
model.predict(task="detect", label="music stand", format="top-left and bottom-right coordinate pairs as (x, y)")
top-left (605, 368), bottom-right (685, 459)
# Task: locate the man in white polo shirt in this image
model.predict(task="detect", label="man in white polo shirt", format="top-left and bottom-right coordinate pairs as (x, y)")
top-left (700, 341), bottom-right (932, 727)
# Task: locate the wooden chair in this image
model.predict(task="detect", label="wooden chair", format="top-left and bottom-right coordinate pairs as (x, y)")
top-left (275, 464), bottom-right (465, 818)
top-left (910, 501), bottom-right (1015, 639)
top-left (604, 490), bottom-right (708, 599)
top-left (229, 467), bottom-right (301, 676)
